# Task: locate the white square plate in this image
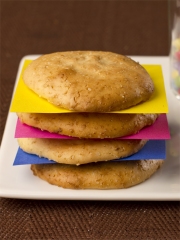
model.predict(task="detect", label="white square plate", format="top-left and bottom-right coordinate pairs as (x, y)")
top-left (0, 55), bottom-right (180, 200)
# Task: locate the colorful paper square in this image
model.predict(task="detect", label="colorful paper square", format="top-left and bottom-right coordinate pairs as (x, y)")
top-left (10, 60), bottom-right (168, 113)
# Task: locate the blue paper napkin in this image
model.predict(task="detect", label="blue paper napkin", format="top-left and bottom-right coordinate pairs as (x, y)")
top-left (13, 140), bottom-right (166, 165)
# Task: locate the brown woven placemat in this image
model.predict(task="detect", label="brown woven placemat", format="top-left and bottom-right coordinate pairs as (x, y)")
top-left (0, 199), bottom-right (180, 240)
top-left (1, 1), bottom-right (179, 240)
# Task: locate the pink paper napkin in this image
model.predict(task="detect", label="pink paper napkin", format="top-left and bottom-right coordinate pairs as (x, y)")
top-left (15, 114), bottom-right (170, 139)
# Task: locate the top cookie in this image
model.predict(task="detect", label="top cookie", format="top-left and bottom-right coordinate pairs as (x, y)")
top-left (23, 51), bottom-right (154, 112)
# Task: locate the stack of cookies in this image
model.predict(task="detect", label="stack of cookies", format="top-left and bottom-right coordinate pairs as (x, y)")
top-left (16, 51), bottom-right (164, 189)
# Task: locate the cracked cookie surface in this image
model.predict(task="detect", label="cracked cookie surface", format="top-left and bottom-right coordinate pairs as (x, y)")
top-left (18, 138), bottom-right (147, 165)
top-left (31, 159), bottom-right (163, 189)
top-left (17, 112), bottom-right (158, 138)
top-left (23, 51), bottom-right (154, 112)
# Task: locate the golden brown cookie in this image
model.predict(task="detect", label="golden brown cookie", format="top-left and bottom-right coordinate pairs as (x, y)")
top-left (18, 138), bottom-right (147, 165)
top-left (17, 112), bottom-right (158, 139)
top-left (31, 160), bottom-right (164, 189)
top-left (23, 51), bottom-right (154, 112)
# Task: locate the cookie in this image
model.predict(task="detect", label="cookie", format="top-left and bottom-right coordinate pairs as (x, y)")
top-left (18, 138), bottom-right (147, 165)
top-left (31, 159), bottom-right (163, 189)
top-left (23, 51), bottom-right (154, 112)
top-left (17, 112), bottom-right (158, 139)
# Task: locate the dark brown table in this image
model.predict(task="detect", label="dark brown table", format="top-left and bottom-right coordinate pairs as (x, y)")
top-left (1, 1), bottom-right (179, 239)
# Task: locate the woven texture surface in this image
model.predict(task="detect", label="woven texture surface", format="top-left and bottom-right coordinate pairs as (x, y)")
top-left (0, 199), bottom-right (179, 240)
top-left (0, 1), bottom-right (179, 239)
